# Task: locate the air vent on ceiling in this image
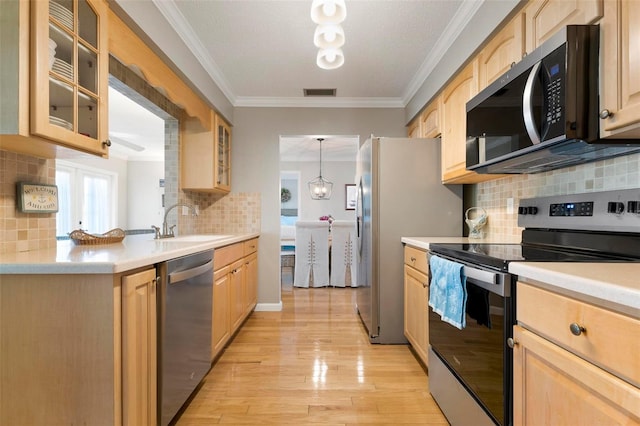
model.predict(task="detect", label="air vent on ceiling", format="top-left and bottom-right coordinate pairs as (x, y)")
top-left (304, 88), bottom-right (337, 97)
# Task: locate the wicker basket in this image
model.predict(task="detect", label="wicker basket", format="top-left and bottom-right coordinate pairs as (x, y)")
top-left (69, 228), bottom-right (125, 245)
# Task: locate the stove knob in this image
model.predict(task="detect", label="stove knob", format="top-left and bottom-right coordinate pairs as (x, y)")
top-left (607, 202), bottom-right (624, 214)
top-left (518, 206), bottom-right (528, 215)
top-left (526, 206), bottom-right (538, 215)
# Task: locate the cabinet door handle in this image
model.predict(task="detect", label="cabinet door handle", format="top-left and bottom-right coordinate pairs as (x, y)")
top-left (599, 109), bottom-right (612, 119)
top-left (102, 139), bottom-right (112, 147)
top-left (507, 337), bottom-right (518, 348)
top-left (422, 281), bottom-right (428, 288)
top-left (569, 323), bottom-right (586, 336)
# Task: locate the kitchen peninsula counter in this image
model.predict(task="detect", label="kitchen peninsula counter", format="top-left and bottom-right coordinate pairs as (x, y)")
top-left (0, 232), bottom-right (260, 274)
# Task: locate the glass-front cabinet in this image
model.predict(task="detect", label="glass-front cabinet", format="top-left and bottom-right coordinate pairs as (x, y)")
top-left (215, 115), bottom-right (231, 192)
top-left (31, 0), bottom-right (109, 156)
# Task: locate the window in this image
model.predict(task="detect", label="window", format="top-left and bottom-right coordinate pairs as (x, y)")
top-left (56, 161), bottom-right (117, 237)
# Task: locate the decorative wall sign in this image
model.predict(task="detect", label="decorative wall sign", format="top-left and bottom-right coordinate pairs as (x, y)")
top-left (16, 182), bottom-right (59, 213)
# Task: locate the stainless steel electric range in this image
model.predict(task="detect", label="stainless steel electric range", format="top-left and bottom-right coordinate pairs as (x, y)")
top-left (427, 188), bottom-right (640, 426)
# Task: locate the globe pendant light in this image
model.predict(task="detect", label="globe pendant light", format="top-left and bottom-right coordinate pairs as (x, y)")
top-left (310, 0), bottom-right (346, 25)
top-left (317, 48), bottom-right (344, 70)
top-left (314, 23), bottom-right (345, 49)
top-left (308, 138), bottom-right (333, 200)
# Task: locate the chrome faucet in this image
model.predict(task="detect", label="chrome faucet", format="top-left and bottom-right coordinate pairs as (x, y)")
top-left (153, 202), bottom-right (198, 239)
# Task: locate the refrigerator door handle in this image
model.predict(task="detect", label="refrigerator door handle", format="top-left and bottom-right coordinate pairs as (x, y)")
top-left (356, 178), bottom-right (364, 256)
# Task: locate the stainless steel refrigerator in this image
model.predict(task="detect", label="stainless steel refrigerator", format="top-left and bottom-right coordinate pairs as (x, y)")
top-left (355, 136), bottom-right (462, 343)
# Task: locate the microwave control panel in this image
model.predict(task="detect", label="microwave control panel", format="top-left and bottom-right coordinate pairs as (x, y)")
top-left (542, 44), bottom-right (566, 138)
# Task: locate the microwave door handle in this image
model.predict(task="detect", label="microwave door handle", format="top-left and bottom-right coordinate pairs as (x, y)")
top-left (523, 61), bottom-right (542, 145)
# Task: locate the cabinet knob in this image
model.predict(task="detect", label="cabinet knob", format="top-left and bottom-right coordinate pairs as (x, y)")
top-left (410, 256), bottom-right (416, 263)
top-left (599, 109), bottom-right (612, 119)
top-left (102, 139), bottom-right (112, 147)
top-left (507, 337), bottom-right (518, 348)
top-left (569, 323), bottom-right (586, 336)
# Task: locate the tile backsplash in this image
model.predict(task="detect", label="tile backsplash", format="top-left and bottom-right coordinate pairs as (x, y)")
top-left (0, 150), bottom-right (57, 253)
top-left (469, 152), bottom-right (640, 240)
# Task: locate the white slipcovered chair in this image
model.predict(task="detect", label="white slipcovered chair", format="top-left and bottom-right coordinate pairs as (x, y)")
top-left (330, 220), bottom-right (357, 287)
top-left (294, 221), bottom-right (330, 288)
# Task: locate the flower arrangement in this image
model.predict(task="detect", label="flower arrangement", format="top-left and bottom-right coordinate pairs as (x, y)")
top-left (319, 215), bottom-right (334, 224)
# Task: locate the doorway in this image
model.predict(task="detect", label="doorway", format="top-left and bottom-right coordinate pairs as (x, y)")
top-left (278, 135), bottom-right (359, 288)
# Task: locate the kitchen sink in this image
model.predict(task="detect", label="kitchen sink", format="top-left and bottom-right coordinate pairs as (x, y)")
top-left (162, 234), bottom-right (234, 242)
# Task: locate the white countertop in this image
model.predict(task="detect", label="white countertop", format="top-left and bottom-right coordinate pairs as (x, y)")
top-left (401, 236), bottom-right (639, 318)
top-left (0, 233), bottom-right (259, 275)
top-left (510, 262), bottom-right (640, 318)
top-left (401, 235), bottom-right (521, 250)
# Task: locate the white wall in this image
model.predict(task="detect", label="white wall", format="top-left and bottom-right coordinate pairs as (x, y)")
top-left (281, 160), bottom-right (357, 221)
top-left (127, 160), bottom-right (165, 230)
top-left (231, 106), bottom-right (406, 307)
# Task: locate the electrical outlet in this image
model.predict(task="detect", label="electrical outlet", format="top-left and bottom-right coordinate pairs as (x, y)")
top-left (194, 206), bottom-right (199, 215)
top-left (506, 197), bottom-right (514, 214)
top-left (182, 206), bottom-right (189, 215)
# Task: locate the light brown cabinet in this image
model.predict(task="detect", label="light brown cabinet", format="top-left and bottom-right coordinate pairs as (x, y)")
top-left (122, 268), bottom-right (157, 426)
top-left (441, 61), bottom-right (480, 183)
top-left (0, 268), bottom-right (160, 425)
top-left (513, 281), bottom-right (640, 425)
top-left (1, 0), bottom-right (110, 158)
top-left (407, 117), bottom-right (421, 138)
top-left (211, 238), bottom-right (259, 360)
top-left (419, 95), bottom-right (443, 138)
top-left (476, 13), bottom-right (525, 90)
top-left (403, 245), bottom-right (429, 367)
top-left (182, 111), bottom-right (232, 193)
top-left (523, 0), bottom-right (603, 53)
top-left (600, 0), bottom-right (640, 138)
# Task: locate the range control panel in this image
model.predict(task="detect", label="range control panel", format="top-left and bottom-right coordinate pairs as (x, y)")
top-left (518, 189), bottom-right (640, 232)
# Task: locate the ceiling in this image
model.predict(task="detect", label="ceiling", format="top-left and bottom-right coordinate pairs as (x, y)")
top-left (108, 0), bottom-right (491, 161)
top-left (150, 0), bottom-right (477, 107)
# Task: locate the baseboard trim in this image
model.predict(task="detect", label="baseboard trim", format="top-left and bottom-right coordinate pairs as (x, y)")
top-left (254, 301), bottom-right (283, 312)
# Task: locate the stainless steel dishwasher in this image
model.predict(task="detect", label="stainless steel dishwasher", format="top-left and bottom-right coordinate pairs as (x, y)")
top-left (157, 249), bottom-right (214, 426)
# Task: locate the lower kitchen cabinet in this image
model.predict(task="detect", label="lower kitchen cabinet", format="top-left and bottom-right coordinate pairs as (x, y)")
top-left (403, 245), bottom-right (429, 367)
top-left (513, 281), bottom-right (640, 425)
top-left (122, 268), bottom-right (157, 426)
top-left (0, 268), bottom-right (157, 425)
top-left (211, 238), bottom-right (259, 360)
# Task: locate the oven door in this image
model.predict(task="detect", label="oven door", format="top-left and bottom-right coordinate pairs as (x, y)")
top-left (428, 253), bottom-right (514, 426)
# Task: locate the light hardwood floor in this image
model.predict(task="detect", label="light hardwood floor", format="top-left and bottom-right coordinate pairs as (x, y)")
top-left (176, 284), bottom-right (448, 425)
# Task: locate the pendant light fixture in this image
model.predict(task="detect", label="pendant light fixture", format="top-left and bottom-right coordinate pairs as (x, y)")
top-left (311, 0), bottom-right (346, 70)
top-left (308, 138), bottom-right (333, 200)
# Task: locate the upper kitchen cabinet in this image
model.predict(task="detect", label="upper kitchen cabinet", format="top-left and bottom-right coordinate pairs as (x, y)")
top-left (600, 0), bottom-right (640, 138)
top-left (419, 95), bottom-right (442, 138)
top-left (477, 13), bottom-right (525, 90)
top-left (441, 61), bottom-right (489, 184)
top-left (523, 0), bottom-right (603, 53)
top-left (1, 0), bottom-right (109, 158)
top-left (407, 117), bottom-right (420, 138)
top-left (182, 111), bottom-right (232, 193)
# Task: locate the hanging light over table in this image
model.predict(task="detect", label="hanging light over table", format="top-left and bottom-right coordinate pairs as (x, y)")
top-left (308, 138), bottom-right (333, 200)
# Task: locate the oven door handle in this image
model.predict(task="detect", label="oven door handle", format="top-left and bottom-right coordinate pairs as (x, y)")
top-left (463, 265), bottom-right (500, 285)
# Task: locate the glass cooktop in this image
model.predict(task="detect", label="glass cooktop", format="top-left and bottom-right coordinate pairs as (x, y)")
top-left (429, 242), bottom-right (636, 272)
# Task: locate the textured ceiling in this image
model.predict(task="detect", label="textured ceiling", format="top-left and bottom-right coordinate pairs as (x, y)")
top-left (154, 0), bottom-right (475, 106)
top-left (109, 0), bottom-right (486, 160)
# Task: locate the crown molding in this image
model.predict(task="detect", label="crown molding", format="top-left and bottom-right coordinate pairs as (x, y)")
top-left (151, 0), bottom-right (237, 105)
top-left (401, 0), bottom-right (484, 104)
top-left (234, 96), bottom-right (405, 108)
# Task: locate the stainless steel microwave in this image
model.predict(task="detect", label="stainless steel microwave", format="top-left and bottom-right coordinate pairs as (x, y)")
top-left (466, 25), bottom-right (640, 174)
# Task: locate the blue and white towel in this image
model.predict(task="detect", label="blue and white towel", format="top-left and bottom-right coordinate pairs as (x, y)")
top-left (429, 255), bottom-right (467, 329)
